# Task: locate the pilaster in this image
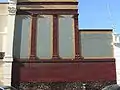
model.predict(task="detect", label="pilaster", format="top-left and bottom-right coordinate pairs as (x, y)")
top-left (0, 3), bottom-right (9, 86)
top-left (113, 34), bottom-right (120, 84)
top-left (30, 14), bottom-right (37, 60)
top-left (0, 0), bottom-right (17, 86)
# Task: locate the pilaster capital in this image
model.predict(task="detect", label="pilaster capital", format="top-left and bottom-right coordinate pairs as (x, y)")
top-left (8, 0), bottom-right (17, 15)
top-left (8, 0), bottom-right (17, 4)
top-left (72, 14), bottom-right (79, 19)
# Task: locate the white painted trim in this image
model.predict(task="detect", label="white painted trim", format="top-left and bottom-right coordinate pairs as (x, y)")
top-left (0, 32), bottom-right (7, 35)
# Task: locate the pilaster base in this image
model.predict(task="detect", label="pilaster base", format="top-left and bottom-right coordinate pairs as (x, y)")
top-left (2, 57), bottom-right (13, 86)
top-left (52, 55), bottom-right (61, 60)
top-left (75, 54), bottom-right (84, 60)
top-left (0, 61), bottom-right (4, 85)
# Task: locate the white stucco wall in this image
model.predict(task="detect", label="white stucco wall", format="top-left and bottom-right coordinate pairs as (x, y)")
top-left (0, 0), bottom-right (17, 86)
top-left (113, 34), bottom-right (120, 84)
top-left (0, 3), bottom-right (9, 85)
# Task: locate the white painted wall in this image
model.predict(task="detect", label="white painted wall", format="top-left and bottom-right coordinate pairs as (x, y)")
top-left (113, 34), bottom-right (120, 84)
top-left (0, 4), bottom-right (9, 85)
top-left (0, 0), bottom-right (17, 86)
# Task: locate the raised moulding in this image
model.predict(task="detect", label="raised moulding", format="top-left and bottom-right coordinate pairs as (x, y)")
top-left (8, 0), bottom-right (17, 15)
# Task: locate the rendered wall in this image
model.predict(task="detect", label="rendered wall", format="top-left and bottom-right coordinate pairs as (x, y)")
top-left (0, 2), bottom-right (17, 86)
top-left (0, 3), bottom-right (9, 85)
top-left (113, 34), bottom-right (120, 84)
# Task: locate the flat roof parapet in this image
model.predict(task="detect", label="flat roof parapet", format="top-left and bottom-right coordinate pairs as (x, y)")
top-left (17, 0), bottom-right (77, 2)
top-left (79, 29), bottom-right (113, 32)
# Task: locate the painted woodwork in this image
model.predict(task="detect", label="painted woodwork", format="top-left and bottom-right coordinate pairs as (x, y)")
top-left (17, 5), bottom-right (77, 10)
top-left (74, 14), bottom-right (81, 59)
top-left (17, 0), bottom-right (77, 2)
top-left (13, 15), bottom-right (22, 58)
top-left (59, 15), bottom-right (75, 58)
top-left (20, 61), bottom-right (116, 82)
top-left (36, 15), bottom-right (53, 59)
top-left (17, 2), bottom-right (78, 5)
top-left (12, 1), bottom-right (116, 89)
top-left (17, 9), bottom-right (78, 15)
top-left (30, 14), bottom-right (37, 60)
top-left (52, 14), bottom-right (60, 59)
top-left (13, 14), bottom-right (81, 60)
top-left (15, 10), bottom-right (80, 60)
top-left (13, 15), bottom-right (31, 58)
top-left (20, 16), bottom-right (31, 58)
top-left (80, 30), bottom-right (113, 58)
top-left (12, 58), bottom-right (116, 89)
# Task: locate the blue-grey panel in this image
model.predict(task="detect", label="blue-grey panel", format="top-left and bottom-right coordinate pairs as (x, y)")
top-left (20, 15), bottom-right (31, 58)
top-left (36, 15), bottom-right (52, 59)
top-left (13, 15), bottom-right (22, 58)
top-left (13, 15), bottom-right (31, 58)
top-left (59, 15), bottom-right (75, 58)
top-left (80, 33), bottom-right (113, 57)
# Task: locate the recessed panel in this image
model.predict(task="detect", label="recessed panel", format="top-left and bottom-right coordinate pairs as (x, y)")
top-left (13, 15), bottom-right (31, 58)
top-left (36, 15), bottom-right (52, 59)
top-left (59, 15), bottom-right (75, 58)
top-left (81, 32), bottom-right (113, 58)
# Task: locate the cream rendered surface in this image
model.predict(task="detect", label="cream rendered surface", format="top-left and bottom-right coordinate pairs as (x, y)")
top-left (113, 34), bottom-right (120, 84)
top-left (18, 5), bottom-right (77, 10)
top-left (0, 4), bottom-right (8, 85)
top-left (0, 0), bottom-right (17, 85)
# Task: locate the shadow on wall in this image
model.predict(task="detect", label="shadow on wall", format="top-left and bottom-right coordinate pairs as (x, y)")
top-left (114, 43), bottom-right (120, 47)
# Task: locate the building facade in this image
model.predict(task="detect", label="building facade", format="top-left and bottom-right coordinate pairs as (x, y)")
top-left (113, 33), bottom-right (120, 84)
top-left (0, 2), bottom-right (16, 86)
top-left (0, 0), bottom-right (117, 89)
